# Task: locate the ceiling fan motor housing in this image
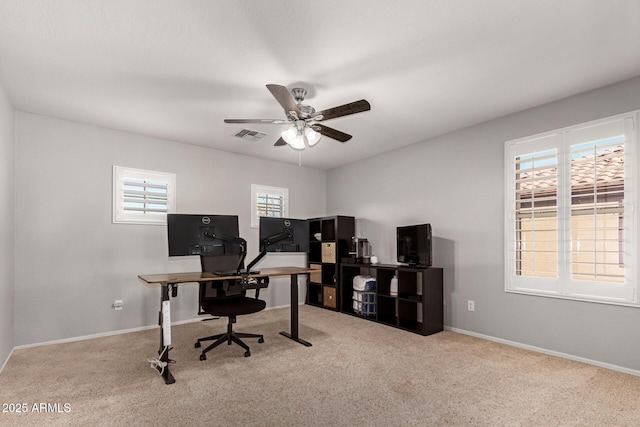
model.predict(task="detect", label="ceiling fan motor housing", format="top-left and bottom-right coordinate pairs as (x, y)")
top-left (291, 88), bottom-right (316, 119)
top-left (291, 87), bottom-right (307, 102)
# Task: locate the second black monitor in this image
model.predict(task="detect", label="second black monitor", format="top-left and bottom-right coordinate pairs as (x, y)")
top-left (259, 217), bottom-right (309, 253)
top-left (167, 214), bottom-right (242, 256)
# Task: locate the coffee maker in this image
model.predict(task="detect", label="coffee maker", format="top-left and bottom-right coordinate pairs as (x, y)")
top-left (350, 237), bottom-right (371, 264)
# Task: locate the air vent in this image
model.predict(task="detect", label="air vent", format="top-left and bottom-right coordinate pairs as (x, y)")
top-left (234, 128), bottom-right (267, 141)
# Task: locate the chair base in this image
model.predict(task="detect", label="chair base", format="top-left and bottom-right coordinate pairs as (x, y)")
top-left (195, 318), bottom-right (264, 360)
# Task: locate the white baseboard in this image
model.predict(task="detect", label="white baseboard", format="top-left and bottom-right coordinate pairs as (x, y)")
top-left (11, 304), bottom-right (300, 351)
top-left (445, 326), bottom-right (640, 377)
top-left (13, 324), bottom-right (160, 350)
top-left (0, 346), bottom-right (15, 375)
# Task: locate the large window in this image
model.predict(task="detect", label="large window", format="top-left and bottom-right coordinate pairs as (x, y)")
top-left (505, 111), bottom-right (638, 306)
top-left (251, 184), bottom-right (289, 228)
top-left (113, 166), bottom-right (176, 225)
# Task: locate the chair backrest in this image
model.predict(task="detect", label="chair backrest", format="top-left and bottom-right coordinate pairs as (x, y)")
top-left (198, 254), bottom-right (245, 314)
top-left (198, 254), bottom-right (269, 314)
top-left (200, 253), bottom-right (243, 275)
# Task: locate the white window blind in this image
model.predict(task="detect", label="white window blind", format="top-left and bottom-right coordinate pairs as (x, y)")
top-left (505, 111), bottom-right (638, 306)
top-left (257, 192), bottom-right (284, 218)
top-left (113, 166), bottom-right (176, 224)
top-left (251, 184), bottom-right (289, 228)
top-left (123, 178), bottom-right (169, 214)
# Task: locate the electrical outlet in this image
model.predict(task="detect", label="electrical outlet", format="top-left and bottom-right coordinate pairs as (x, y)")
top-left (467, 300), bottom-right (475, 312)
top-left (113, 299), bottom-right (124, 310)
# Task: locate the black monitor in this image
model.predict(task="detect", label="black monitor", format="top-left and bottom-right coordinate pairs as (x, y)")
top-left (397, 223), bottom-right (432, 267)
top-left (258, 217), bottom-right (309, 253)
top-left (167, 214), bottom-right (242, 257)
top-left (241, 217), bottom-right (309, 274)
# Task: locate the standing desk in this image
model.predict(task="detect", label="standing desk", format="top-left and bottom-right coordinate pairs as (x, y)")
top-left (138, 267), bottom-right (313, 384)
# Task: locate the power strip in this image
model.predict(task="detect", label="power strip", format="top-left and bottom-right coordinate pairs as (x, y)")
top-left (162, 300), bottom-right (171, 346)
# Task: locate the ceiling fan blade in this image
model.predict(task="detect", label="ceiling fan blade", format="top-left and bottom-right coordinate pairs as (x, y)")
top-left (312, 124), bottom-right (352, 143)
top-left (224, 119), bottom-right (288, 124)
top-left (314, 99), bottom-right (370, 121)
top-left (266, 84), bottom-right (301, 119)
top-left (274, 137), bottom-right (287, 146)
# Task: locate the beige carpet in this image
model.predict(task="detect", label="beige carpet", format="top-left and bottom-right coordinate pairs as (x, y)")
top-left (1, 305), bottom-right (639, 426)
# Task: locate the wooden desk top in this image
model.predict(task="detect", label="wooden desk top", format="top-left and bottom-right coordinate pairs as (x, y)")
top-left (138, 266), bottom-right (313, 285)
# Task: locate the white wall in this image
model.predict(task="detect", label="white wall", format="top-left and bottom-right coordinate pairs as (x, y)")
top-left (0, 82), bottom-right (14, 367)
top-left (14, 112), bottom-right (326, 346)
top-left (327, 76), bottom-right (640, 372)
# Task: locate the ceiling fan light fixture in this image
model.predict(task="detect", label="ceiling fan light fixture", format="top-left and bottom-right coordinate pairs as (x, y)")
top-left (304, 127), bottom-right (321, 146)
top-left (291, 132), bottom-right (306, 150)
top-left (281, 126), bottom-right (297, 144)
top-left (282, 125), bottom-right (306, 150)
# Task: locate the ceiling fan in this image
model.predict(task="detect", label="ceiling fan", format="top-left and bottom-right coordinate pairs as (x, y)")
top-left (224, 84), bottom-right (371, 150)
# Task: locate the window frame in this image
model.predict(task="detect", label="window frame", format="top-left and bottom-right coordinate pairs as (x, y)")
top-left (113, 166), bottom-right (176, 225)
top-left (251, 184), bottom-right (289, 228)
top-left (504, 111), bottom-right (638, 307)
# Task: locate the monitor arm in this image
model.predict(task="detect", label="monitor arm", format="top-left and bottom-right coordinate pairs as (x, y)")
top-left (203, 231), bottom-right (247, 274)
top-left (244, 228), bottom-right (293, 276)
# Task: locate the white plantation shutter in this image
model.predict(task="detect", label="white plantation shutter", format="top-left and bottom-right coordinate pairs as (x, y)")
top-left (113, 166), bottom-right (176, 224)
top-left (514, 148), bottom-right (559, 279)
top-left (122, 179), bottom-right (169, 214)
top-left (505, 111), bottom-right (638, 306)
top-left (569, 138), bottom-right (625, 283)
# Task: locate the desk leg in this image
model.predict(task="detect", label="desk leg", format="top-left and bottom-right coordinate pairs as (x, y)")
top-left (158, 283), bottom-right (175, 384)
top-left (279, 274), bottom-right (312, 347)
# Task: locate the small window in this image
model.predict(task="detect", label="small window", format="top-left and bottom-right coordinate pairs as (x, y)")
top-left (113, 166), bottom-right (176, 224)
top-left (251, 184), bottom-right (289, 228)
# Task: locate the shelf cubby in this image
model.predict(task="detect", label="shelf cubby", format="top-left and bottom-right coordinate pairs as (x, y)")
top-left (376, 295), bottom-right (397, 325)
top-left (309, 242), bottom-right (322, 264)
top-left (376, 268), bottom-right (395, 296)
top-left (321, 219), bottom-right (336, 241)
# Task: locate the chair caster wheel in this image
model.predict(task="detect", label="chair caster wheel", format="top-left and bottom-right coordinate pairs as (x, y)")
top-left (194, 342), bottom-right (201, 348)
top-left (200, 354), bottom-right (206, 361)
top-left (258, 337), bottom-right (264, 343)
top-left (244, 351), bottom-right (251, 357)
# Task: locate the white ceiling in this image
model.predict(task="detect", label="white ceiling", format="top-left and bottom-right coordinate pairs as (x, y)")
top-left (1, 0), bottom-right (639, 170)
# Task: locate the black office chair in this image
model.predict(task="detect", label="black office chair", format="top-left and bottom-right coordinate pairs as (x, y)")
top-left (195, 254), bottom-right (268, 360)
